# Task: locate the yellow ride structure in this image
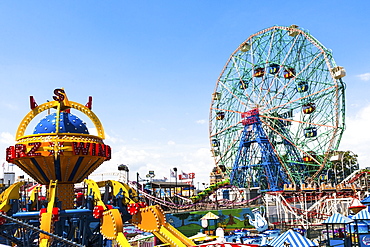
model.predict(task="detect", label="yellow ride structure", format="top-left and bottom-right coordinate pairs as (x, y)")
top-left (0, 88), bottom-right (195, 247)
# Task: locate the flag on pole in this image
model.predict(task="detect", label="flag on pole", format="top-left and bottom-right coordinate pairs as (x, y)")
top-left (181, 171), bottom-right (189, 179)
top-left (170, 169), bottom-right (176, 178)
top-left (178, 171), bottom-right (195, 180)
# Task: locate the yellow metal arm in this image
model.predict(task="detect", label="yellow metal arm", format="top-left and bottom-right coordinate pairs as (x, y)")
top-left (86, 180), bottom-right (196, 246)
top-left (0, 181), bottom-right (24, 212)
top-left (84, 179), bottom-right (130, 247)
top-left (107, 180), bottom-right (139, 205)
top-left (39, 180), bottom-right (58, 247)
top-left (132, 205), bottom-right (195, 247)
top-left (85, 179), bottom-right (106, 209)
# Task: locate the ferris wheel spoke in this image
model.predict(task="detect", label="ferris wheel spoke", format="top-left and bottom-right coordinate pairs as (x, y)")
top-left (210, 119), bottom-right (242, 138)
top-left (218, 77), bottom-right (256, 108)
top-left (255, 32), bottom-right (279, 106)
top-left (261, 115), bottom-right (336, 129)
top-left (261, 84), bottom-right (336, 116)
top-left (262, 37), bottom-right (304, 110)
top-left (262, 40), bottom-right (324, 110)
top-left (259, 118), bottom-right (323, 170)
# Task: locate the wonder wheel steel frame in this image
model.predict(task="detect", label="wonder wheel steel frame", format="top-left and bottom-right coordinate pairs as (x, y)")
top-left (209, 25), bottom-right (345, 191)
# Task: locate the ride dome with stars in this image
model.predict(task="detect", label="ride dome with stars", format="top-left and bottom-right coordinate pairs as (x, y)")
top-left (33, 112), bottom-right (89, 135)
top-left (5, 88), bottom-right (111, 209)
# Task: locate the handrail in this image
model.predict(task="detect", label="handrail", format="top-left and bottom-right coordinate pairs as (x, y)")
top-left (0, 212), bottom-right (84, 247)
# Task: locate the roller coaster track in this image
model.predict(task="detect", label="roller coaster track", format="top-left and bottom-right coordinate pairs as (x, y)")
top-left (129, 182), bottom-right (262, 210)
top-left (0, 212), bottom-right (84, 247)
top-left (272, 192), bottom-right (354, 227)
top-left (276, 194), bottom-right (309, 225)
top-left (342, 169), bottom-right (369, 184)
top-left (175, 194), bottom-right (192, 203)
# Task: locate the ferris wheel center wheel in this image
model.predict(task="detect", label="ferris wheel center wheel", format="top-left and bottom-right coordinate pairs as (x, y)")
top-left (209, 25), bottom-right (346, 191)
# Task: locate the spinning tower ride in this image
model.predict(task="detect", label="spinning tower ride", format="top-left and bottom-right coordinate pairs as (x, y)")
top-left (7, 89), bottom-right (110, 209)
top-left (1, 89), bottom-right (195, 247)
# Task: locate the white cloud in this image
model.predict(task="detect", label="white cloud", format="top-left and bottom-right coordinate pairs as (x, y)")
top-left (4, 103), bottom-right (18, 110)
top-left (340, 103), bottom-right (370, 168)
top-left (0, 132), bottom-right (14, 145)
top-left (105, 133), bottom-right (121, 144)
top-left (92, 142), bottom-right (214, 187)
top-left (88, 127), bottom-right (98, 136)
top-left (93, 145), bottom-right (162, 176)
top-left (357, 73), bottom-right (370, 81)
top-left (0, 130), bottom-right (214, 187)
top-left (141, 120), bottom-right (155, 124)
top-left (196, 119), bottom-right (206, 124)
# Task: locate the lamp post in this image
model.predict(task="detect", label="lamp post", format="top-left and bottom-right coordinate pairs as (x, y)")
top-left (173, 167), bottom-right (177, 211)
top-left (118, 164), bottom-right (129, 183)
top-left (136, 172), bottom-right (140, 195)
top-left (341, 152), bottom-right (345, 181)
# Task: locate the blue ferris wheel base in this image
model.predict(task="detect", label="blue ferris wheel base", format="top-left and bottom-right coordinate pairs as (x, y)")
top-left (230, 110), bottom-right (290, 191)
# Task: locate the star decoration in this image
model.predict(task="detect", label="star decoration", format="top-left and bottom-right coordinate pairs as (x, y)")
top-left (45, 141), bottom-right (69, 160)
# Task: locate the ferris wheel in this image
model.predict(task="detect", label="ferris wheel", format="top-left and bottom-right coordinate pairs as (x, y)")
top-left (209, 25), bottom-right (346, 191)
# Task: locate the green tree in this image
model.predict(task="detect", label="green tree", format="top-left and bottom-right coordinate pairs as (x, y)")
top-left (329, 151), bottom-right (359, 182)
top-left (174, 212), bottom-right (191, 226)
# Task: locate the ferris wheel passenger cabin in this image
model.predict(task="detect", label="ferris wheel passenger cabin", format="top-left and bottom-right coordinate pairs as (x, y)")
top-left (332, 66), bottom-right (346, 79)
top-left (297, 81), bottom-right (309, 93)
top-left (212, 92), bottom-right (221, 100)
top-left (268, 63), bottom-right (280, 74)
top-left (253, 67), bottom-right (265, 77)
top-left (212, 139), bottom-right (220, 147)
top-left (216, 111), bottom-right (225, 120)
top-left (283, 67), bottom-right (295, 79)
top-left (239, 80), bottom-right (249, 89)
top-left (304, 127), bottom-right (317, 138)
top-left (302, 103), bottom-right (316, 114)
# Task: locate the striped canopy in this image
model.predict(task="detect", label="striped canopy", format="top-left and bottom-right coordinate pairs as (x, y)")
top-left (352, 209), bottom-right (370, 220)
top-left (322, 212), bottom-right (353, 224)
top-left (361, 196), bottom-right (370, 205)
top-left (268, 230), bottom-right (317, 247)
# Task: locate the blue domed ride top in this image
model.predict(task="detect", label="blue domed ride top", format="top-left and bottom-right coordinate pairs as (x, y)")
top-left (33, 112), bottom-right (89, 134)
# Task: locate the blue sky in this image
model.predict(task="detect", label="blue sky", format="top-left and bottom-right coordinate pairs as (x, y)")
top-left (0, 1), bottom-right (370, 187)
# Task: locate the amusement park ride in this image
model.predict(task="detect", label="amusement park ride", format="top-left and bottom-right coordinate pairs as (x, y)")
top-left (208, 25), bottom-right (370, 227)
top-left (1, 89), bottom-right (196, 246)
top-left (209, 25), bottom-right (346, 191)
top-left (0, 25), bottom-right (366, 246)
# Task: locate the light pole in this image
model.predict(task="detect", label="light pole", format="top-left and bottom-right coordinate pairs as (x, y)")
top-left (173, 167), bottom-right (177, 210)
top-left (341, 152), bottom-right (345, 181)
top-left (118, 164), bottom-right (129, 183)
top-left (136, 172), bottom-right (140, 195)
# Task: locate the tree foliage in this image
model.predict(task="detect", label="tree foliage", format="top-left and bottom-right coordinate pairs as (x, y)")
top-left (328, 151), bottom-right (359, 182)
